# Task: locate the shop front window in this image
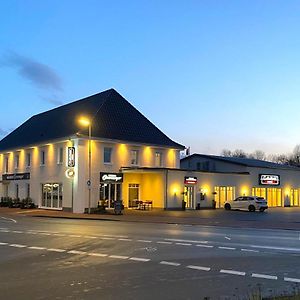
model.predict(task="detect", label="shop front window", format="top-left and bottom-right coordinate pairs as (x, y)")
top-left (41, 183), bottom-right (63, 209)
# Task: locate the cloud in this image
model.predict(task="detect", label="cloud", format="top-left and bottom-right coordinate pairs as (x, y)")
top-left (1, 51), bottom-right (63, 91)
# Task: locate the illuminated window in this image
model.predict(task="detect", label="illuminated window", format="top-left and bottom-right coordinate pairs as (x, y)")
top-left (57, 147), bottom-right (63, 164)
top-left (155, 152), bottom-right (162, 167)
top-left (15, 154), bottom-right (19, 169)
top-left (104, 147), bottom-right (112, 164)
top-left (26, 153), bottom-right (31, 167)
top-left (40, 150), bottom-right (45, 166)
top-left (4, 156), bottom-right (9, 173)
top-left (130, 150), bottom-right (139, 165)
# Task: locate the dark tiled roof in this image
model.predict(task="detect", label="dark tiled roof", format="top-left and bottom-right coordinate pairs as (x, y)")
top-left (181, 154), bottom-right (300, 171)
top-left (0, 89), bottom-right (184, 151)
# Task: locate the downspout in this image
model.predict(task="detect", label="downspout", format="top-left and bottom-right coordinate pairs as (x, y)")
top-left (165, 169), bottom-right (168, 210)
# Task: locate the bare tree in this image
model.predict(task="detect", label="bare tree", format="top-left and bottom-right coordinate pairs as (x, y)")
top-left (248, 150), bottom-right (266, 160)
top-left (220, 149), bottom-right (232, 157)
top-left (231, 149), bottom-right (247, 158)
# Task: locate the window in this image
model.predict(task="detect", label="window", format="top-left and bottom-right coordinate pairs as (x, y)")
top-left (26, 153), bottom-right (31, 167)
top-left (15, 154), bottom-right (19, 169)
top-left (57, 147), bottom-right (63, 164)
top-left (40, 150), bottom-right (45, 166)
top-left (5, 156), bottom-right (9, 173)
top-left (104, 147), bottom-right (112, 164)
top-left (41, 183), bottom-right (63, 209)
top-left (155, 152), bottom-right (162, 167)
top-left (130, 150), bottom-right (139, 165)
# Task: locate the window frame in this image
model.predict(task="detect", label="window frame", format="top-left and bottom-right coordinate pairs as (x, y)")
top-left (103, 147), bottom-right (113, 164)
top-left (130, 149), bottom-right (139, 166)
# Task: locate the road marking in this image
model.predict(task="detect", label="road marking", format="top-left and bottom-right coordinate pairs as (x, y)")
top-left (0, 230), bottom-right (9, 233)
top-left (9, 244), bottom-right (27, 248)
top-left (252, 273), bottom-right (277, 280)
top-left (0, 217), bottom-right (17, 223)
top-left (12, 231), bottom-right (23, 234)
top-left (187, 265), bottom-right (211, 271)
top-left (175, 243), bottom-right (192, 246)
top-left (101, 237), bottom-right (115, 240)
top-left (250, 245), bottom-right (300, 253)
top-left (109, 255), bottom-right (129, 260)
top-left (156, 241), bottom-right (172, 244)
top-left (88, 253), bottom-right (108, 257)
top-left (225, 236), bottom-right (231, 240)
top-left (47, 248), bottom-right (66, 253)
top-left (220, 269), bottom-right (245, 276)
top-left (284, 277), bottom-right (300, 283)
top-left (218, 246), bottom-right (236, 250)
top-left (0, 242), bottom-right (8, 245)
top-left (68, 250), bottom-right (87, 255)
top-left (84, 236), bottom-right (97, 239)
top-left (118, 238), bottom-right (132, 241)
top-left (28, 246), bottom-right (46, 250)
top-left (129, 257), bottom-right (151, 262)
top-left (0, 227), bottom-right (8, 230)
top-left (241, 248), bottom-right (259, 253)
top-left (137, 240), bottom-right (152, 243)
top-left (164, 238), bottom-right (208, 244)
top-left (52, 234), bottom-right (66, 237)
top-left (39, 233), bottom-right (52, 236)
top-left (160, 261), bottom-right (181, 266)
top-left (103, 234), bottom-right (128, 238)
top-left (196, 244), bottom-right (214, 248)
top-left (69, 235), bottom-right (82, 238)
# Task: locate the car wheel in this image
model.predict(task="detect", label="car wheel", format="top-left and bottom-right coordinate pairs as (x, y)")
top-left (248, 205), bottom-right (255, 212)
top-left (224, 203), bottom-right (231, 210)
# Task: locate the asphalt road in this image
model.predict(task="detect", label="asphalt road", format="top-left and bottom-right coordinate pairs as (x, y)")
top-left (0, 212), bottom-right (300, 300)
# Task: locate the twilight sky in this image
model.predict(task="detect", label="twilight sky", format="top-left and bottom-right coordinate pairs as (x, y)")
top-left (1, 0), bottom-right (300, 156)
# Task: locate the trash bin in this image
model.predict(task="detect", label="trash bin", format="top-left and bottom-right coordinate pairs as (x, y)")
top-left (114, 200), bottom-right (123, 215)
top-left (182, 200), bottom-right (186, 211)
top-left (196, 203), bottom-right (200, 210)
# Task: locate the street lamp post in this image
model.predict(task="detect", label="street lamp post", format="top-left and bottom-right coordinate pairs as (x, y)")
top-left (79, 117), bottom-right (92, 214)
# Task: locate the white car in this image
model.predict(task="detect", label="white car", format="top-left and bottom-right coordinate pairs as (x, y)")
top-left (224, 196), bottom-right (268, 212)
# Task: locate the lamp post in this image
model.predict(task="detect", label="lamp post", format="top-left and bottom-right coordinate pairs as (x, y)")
top-left (79, 117), bottom-right (92, 214)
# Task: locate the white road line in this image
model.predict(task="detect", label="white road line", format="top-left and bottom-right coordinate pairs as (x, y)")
top-left (84, 236), bottom-right (97, 239)
top-left (68, 250), bottom-right (87, 255)
top-left (53, 234), bottom-right (66, 237)
top-left (118, 238), bottom-right (132, 241)
top-left (9, 244), bottom-right (27, 248)
top-left (284, 277), bottom-right (300, 283)
top-left (250, 245), bottom-right (300, 252)
top-left (101, 237), bottom-right (115, 240)
top-left (156, 241), bottom-right (172, 245)
top-left (241, 248), bottom-right (259, 253)
top-left (129, 257), bottom-right (151, 262)
top-left (28, 246), bottom-right (46, 250)
top-left (164, 238), bottom-right (208, 244)
top-left (109, 255), bottom-right (129, 260)
top-left (225, 236), bottom-right (231, 240)
top-left (218, 246), bottom-right (236, 250)
top-left (39, 233), bottom-right (52, 236)
top-left (137, 240), bottom-right (152, 243)
top-left (0, 227), bottom-right (8, 230)
top-left (0, 216), bottom-right (17, 223)
top-left (88, 253), bottom-right (108, 257)
top-left (252, 273), bottom-right (278, 280)
top-left (187, 265), bottom-right (211, 271)
top-left (12, 231), bottom-right (23, 234)
top-left (196, 244), bottom-right (214, 248)
top-left (69, 235), bottom-right (82, 238)
top-left (0, 230), bottom-right (9, 233)
top-left (220, 269), bottom-right (245, 276)
top-left (160, 261), bottom-right (181, 266)
top-left (0, 242), bottom-right (8, 245)
top-left (103, 234), bottom-right (128, 238)
top-left (47, 248), bottom-right (66, 253)
top-left (175, 243), bottom-right (192, 246)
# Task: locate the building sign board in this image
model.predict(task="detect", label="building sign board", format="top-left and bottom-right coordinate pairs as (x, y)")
top-left (184, 176), bottom-right (197, 185)
top-left (259, 174), bottom-right (280, 186)
top-left (67, 147), bottom-right (75, 167)
top-left (2, 173), bottom-right (30, 181)
top-left (100, 172), bottom-right (123, 183)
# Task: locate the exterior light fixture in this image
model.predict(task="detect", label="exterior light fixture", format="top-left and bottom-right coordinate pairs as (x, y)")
top-left (78, 116), bottom-right (92, 214)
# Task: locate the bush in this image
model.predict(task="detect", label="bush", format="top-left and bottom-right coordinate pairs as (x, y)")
top-left (0, 197), bottom-right (13, 207)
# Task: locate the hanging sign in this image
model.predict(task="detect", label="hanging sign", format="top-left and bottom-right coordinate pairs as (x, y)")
top-left (67, 147), bottom-right (75, 167)
top-left (259, 174), bottom-right (280, 186)
top-left (184, 176), bottom-right (197, 184)
top-left (100, 172), bottom-right (123, 183)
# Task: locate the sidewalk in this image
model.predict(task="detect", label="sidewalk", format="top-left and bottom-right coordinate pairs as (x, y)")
top-left (3, 207), bottom-right (300, 230)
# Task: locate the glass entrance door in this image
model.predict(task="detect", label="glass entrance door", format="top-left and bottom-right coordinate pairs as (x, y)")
top-left (41, 183), bottom-right (63, 209)
top-left (290, 189), bottom-right (299, 206)
top-left (128, 184), bottom-right (139, 208)
top-left (184, 186), bottom-right (195, 209)
top-left (99, 183), bottom-right (121, 208)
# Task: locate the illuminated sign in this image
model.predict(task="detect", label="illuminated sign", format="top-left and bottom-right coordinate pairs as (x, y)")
top-left (2, 173), bottom-right (30, 181)
top-left (259, 174), bottom-right (280, 186)
top-left (184, 176), bottom-right (197, 184)
top-left (67, 147), bottom-right (75, 167)
top-left (100, 172), bottom-right (123, 183)
top-left (65, 169), bottom-right (75, 178)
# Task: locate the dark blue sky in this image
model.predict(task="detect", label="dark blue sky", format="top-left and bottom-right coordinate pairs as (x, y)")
top-left (1, 0), bottom-right (300, 155)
